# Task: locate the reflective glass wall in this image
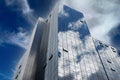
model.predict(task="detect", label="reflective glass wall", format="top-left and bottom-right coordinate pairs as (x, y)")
top-left (58, 5), bottom-right (120, 80)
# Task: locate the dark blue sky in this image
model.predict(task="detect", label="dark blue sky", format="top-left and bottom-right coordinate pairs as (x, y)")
top-left (0, 0), bottom-right (57, 80)
top-left (0, 0), bottom-right (120, 80)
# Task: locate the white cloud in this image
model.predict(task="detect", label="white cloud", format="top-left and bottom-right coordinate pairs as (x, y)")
top-left (58, 31), bottom-right (99, 79)
top-left (59, 0), bottom-right (120, 45)
top-left (1, 0), bottom-right (34, 48)
top-left (91, 14), bottom-right (119, 44)
top-left (5, 0), bottom-right (37, 25)
top-left (0, 73), bottom-right (11, 80)
top-left (0, 27), bottom-right (30, 49)
top-left (58, 1), bottom-right (120, 79)
top-left (9, 29), bottom-right (30, 49)
top-left (5, 0), bottom-right (32, 14)
top-left (59, 9), bottom-right (69, 17)
top-left (59, 3), bottom-right (69, 17)
top-left (68, 19), bottom-right (83, 30)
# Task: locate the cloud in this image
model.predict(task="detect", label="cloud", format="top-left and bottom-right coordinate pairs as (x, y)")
top-left (5, 0), bottom-right (37, 25)
top-left (8, 28), bottom-right (30, 49)
top-left (5, 0), bottom-right (32, 14)
top-left (58, 30), bottom-right (120, 79)
top-left (59, 3), bottom-right (69, 17)
top-left (0, 27), bottom-right (30, 49)
top-left (0, 73), bottom-right (11, 80)
top-left (60, 0), bottom-right (120, 45)
top-left (58, 31), bottom-right (99, 79)
top-left (4, 0), bottom-right (37, 49)
top-left (90, 14), bottom-right (119, 44)
top-left (55, 1), bottom-right (120, 79)
top-left (68, 19), bottom-right (83, 30)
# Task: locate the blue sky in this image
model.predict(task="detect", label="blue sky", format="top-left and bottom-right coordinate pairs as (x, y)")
top-left (0, 0), bottom-right (56, 79)
top-left (0, 0), bottom-right (120, 80)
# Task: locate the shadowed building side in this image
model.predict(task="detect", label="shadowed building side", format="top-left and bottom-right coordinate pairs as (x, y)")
top-left (14, 5), bottom-right (58, 80)
top-left (22, 19), bottom-right (50, 80)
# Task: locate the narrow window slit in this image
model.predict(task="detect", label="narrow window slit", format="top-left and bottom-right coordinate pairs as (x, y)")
top-left (43, 63), bottom-right (47, 69)
top-left (107, 60), bottom-right (112, 63)
top-left (19, 65), bottom-right (21, 69)
top-left (99, 42), bottom-right (102, 45)
top-left (63, 48), bottom-right (68, 52)
top-left (111, 47), bottom-right (117, 53)
top-left (113, 50), bottom-right (116, 53)
top-left (80, 20), bottom-right (84, 23)
top-left (49, 54), bottom-right (53, 60)
top-left (19, 70), bottom-right (21, 74)
top-left (49, 14), bottom-right (51, 17)
top-left (46, 19), bottom-right (48, 23)
top-left (111, 68), bottom-right (116, 72)
top-left (105, 45), bottom-right (108, 47)
top-left (58, 52), bottom-right (61, 58)
top-left (15, 75), bottom-right (18, 79)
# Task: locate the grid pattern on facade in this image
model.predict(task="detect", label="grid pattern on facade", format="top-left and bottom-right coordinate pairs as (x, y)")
top-left (58, 31), bottom-right (110, 80)
top-left (58, 32), bottom-right (120, 80)
top-left (58, 5), bottom-right (120, 80)
top-left (94, 40), bottom-right (120, 80)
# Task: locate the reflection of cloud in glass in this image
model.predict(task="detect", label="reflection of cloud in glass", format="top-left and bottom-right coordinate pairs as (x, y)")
top-left (58, 31), bottom-right (99, 79)
top-left (58, 5), bottom-right (120, 80)
top-left (68, 19), bottom-right (83, 30)
top-left (58, 5), bottom-right (84, 32)
top-left (58, 5), bottom-right (100, 79)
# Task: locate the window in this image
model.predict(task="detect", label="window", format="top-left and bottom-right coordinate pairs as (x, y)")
top-left (58, 52), bottom-right (61, 58)
top-left (19, 69), bottom-right (21, 74)
top-left (43, 63), bottom-right (47, 69)
top-left (111, 47), bottom-right (115, 50)
top-left (80, 20), bottom-right (84, 23)
top-left (49, 14), bottom-right (51, 17)
top-left (111, 47), bottom-right (116, 53)
top-left (113, 50), bottom-right (116, 53)
top-left (46, 19), bottom-right (48, 23)
top-left (49, 54), bottom-right (53, 60)
top-left (99, 41), bottom-right (102, 45)
top-left (105, 44), bottom-right (108, 47)
top-left (63, 48), bottom-right (68, 52)
top-left (111, 68), bottom-right (116, 72)
top-left (15, 75), bottom-right (18, 79)
top-left (107, 60), bottom-right (111, 63)
top-left (19, 65), bottom-right (21, 69)
top-left (19, 71), bottom-right (21, 74)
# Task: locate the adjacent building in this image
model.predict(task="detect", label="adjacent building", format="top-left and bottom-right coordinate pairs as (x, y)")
top-left (58, 5), bottom-right (120, 80)
top-left (14, 5), bottom-right (120, 80)
top-left (14, 5), bottom-right (58, 80)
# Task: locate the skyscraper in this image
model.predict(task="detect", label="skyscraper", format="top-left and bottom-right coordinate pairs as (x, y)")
top-left (58, 5), bottom-right (120, 80)
top-left (14, 5), bottom-right (120, 80)
top-left (14, 5), bottom-right (58, 80)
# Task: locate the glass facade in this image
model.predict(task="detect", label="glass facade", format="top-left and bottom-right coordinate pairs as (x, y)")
top-left (14, 5), bottom-right (120, 80)
top-left (58, 5), bottom-right (120, 80)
